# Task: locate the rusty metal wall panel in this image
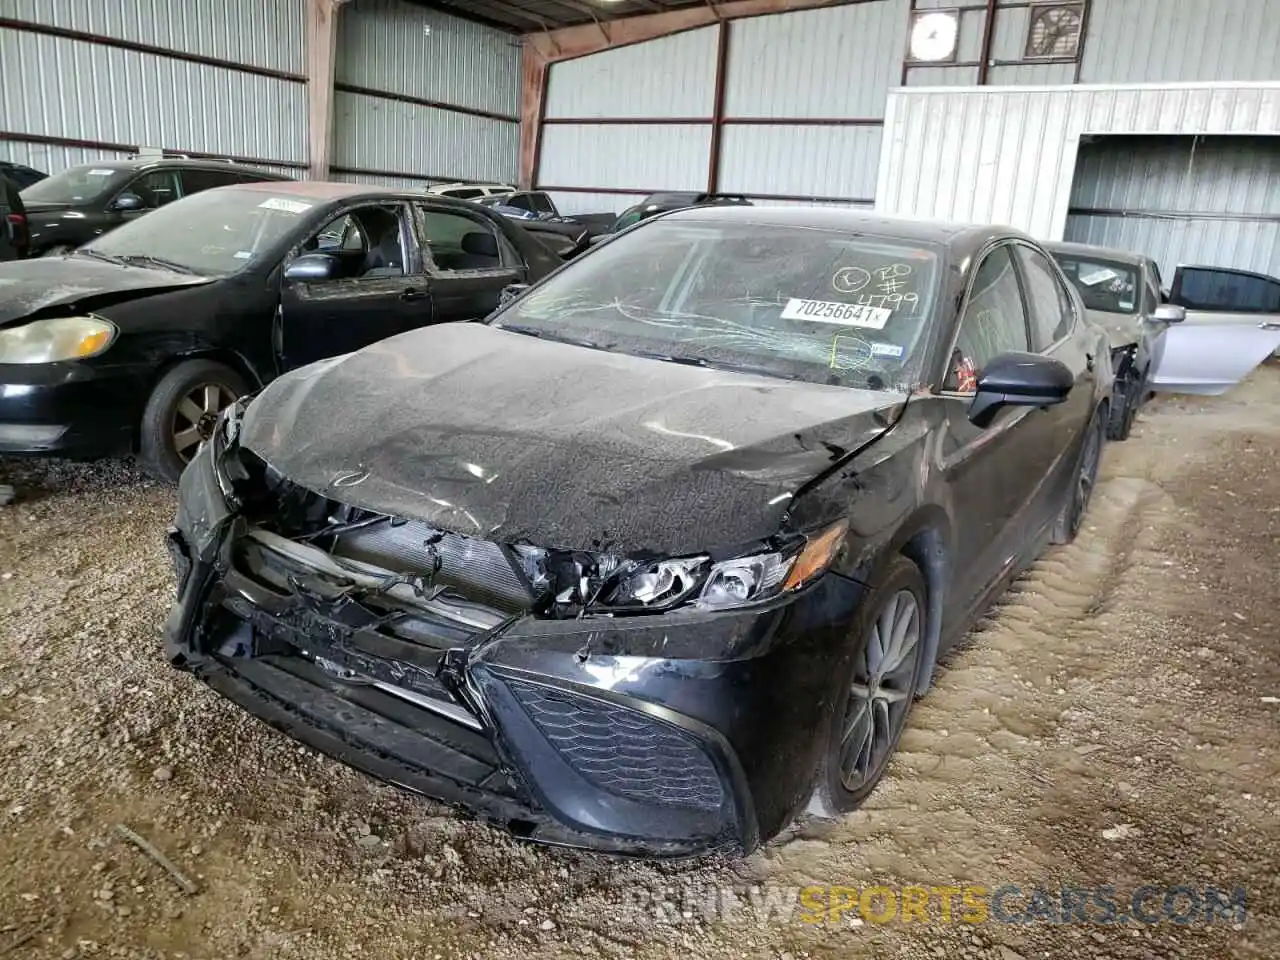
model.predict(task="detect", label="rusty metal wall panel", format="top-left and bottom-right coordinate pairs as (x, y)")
top-left (725, 2), bottom-right (907, 118)
top-left (717, 126), bottom-right (882, 201)
top-left (0, 27), bottom-right (307, 163)
top-left (1080, 0), bottom-right (1280, 84)
top-left (545, 26), bottom-right (718, 119)
top-left (332, 90), bottom-right (517, 184)
top-left (337, 0), bottom-right (520, 118)
top-left (3, 0), bottom-right (305, 73)
top-left (877, 83), bottom-right (1280, 240)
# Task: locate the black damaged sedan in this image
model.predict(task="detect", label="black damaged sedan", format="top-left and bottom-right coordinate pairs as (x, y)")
top-left (164, 207), bottom-right (1112, 856)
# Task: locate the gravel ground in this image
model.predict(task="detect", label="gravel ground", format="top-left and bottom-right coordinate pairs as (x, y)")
top-left (1, 366), bottom-right (1277, 960)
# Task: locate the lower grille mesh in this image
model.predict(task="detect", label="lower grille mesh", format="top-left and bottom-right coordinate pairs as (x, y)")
top-left (507, 679), bottom-right (724, 812)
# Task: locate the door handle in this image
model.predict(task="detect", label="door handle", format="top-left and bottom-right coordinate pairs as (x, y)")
top-left (400, 288), bottom-right (428, 302)
top-left (1260, 321), bottom-right (1280, 331)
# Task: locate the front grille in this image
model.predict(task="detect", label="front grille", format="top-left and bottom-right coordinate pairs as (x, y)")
top-left (506, 679), bottom-right (724, 812)
top-left (332, 520), bottom-right (533, 611)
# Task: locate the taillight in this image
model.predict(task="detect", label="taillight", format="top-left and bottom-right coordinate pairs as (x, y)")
top-left (5, 213), bottom-right (28, 252)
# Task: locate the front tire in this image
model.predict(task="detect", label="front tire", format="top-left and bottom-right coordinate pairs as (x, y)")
top-left (1052, 408), bottom-right (1104, 545)
top-left (140, 359), bottom-right (248, 483)
top-left (807, 554), bottom-right (927, 818)
top-left (40, 244), bottom-right (75, 257)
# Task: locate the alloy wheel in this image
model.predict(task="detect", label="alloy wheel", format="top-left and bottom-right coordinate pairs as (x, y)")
top-left (171, 382), bottom-right (237, 464)
top-left (1070, 418), bottom-right (1102, 536)
top-left (838, 589), bottom-right (922, 793)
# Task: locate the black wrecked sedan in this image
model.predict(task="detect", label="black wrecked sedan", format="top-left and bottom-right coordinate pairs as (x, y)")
top-left (164, 207), bottom-right (1112, 857)
top-left (0, 181), bottom-right (560, 480)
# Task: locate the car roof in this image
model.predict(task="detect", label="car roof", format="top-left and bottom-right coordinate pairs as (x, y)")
top-left (220, 180), bottom-right (496, 215)
top-left (230, 180), bottom-right (402, 201)
top-left (1042, 239), bottom-right (1145, 264)
top-left (60, 158), bottom-right (290, 176)
top-left (662, 204), bottom-right (1023, 249)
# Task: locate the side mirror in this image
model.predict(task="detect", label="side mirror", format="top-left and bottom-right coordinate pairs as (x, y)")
top-left (112, 193), bottom-right (144, 212)
top-left (1153, 303), bottom-right (1186, 323)
top-left (284, 253), bottom-right (339, 282)
top-left (968, 351), bottom-right (1074, 428)
top-left (499, 282), bottom-right (530, 305)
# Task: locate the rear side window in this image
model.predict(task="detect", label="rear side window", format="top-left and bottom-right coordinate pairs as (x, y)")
top-left (443, 188), bottom-right (483, 200)
top-left (180, 168), bottom-right (239, 194)
top-left (529, 193), bottom-right (555, 215)
top-left (417, 206), bottom-right (505, 272)
top-left (504, 194), bottom-right (535, 213)
top-left (1013, 246), bottom-right (1074, 350)
top-left (1172, 267), bottom-right (1280, 313)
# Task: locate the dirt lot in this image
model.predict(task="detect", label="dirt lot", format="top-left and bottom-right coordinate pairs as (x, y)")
top-left (1, 366), bottom-right (1277, 960)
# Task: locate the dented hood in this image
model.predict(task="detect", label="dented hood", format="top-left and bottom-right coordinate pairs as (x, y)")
top-left (0, 256), bottom-right (213, 327)
top-left (241, 323), bottom-right (905, 555)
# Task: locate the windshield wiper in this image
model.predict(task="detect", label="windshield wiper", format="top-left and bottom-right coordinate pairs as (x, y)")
top-left (630, 350), bottom-right (803, 382)
top-left (71, 249), bottom-right (126, 265)
top-left (117, 254), bottom-right (197, 274)
top-left (497, 324), bottom-right (607, 351)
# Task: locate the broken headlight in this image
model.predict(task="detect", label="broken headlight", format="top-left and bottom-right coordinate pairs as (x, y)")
top-left (592, 520), bottom-right (848, 614)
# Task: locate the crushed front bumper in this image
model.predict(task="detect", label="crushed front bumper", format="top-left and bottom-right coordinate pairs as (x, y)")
top-left (163, 449), bottom-right (867, 856)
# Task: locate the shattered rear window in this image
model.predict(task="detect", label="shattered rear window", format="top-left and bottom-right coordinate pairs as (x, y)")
top-left (491, 219), bottom-right (941, 391)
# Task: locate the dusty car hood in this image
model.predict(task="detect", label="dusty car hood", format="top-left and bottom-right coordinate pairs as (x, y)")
top-left (241, 323), bottom-right (906, 555)
top-left (1084, 308), bottom-right (1141, 350)
top-left (0, 257), bottom-right (213, 326)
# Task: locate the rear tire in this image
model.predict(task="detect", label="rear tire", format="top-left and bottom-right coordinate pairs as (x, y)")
top-left (807, 555), bottom-right (927, 818)
top-left (140, 359), bottom-right (248, 483)
top-left (1052, 408), bottom-right (1104, 545)
top-left (1107, 372), bottom-right (1141, 441)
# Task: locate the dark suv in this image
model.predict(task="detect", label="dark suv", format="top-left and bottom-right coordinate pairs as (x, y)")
top-left (20, 157), bottom-right (293, 256)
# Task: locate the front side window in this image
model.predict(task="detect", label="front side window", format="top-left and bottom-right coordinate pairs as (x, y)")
top-left (1172, 267), bottom-right (1280, 313)
top-left (82, 187), bottom-right (322, 275)
top-left (300, 205), bottom-right (405, 279)
top-left (1014, 246), bottom-right (1074, 349)
top-left (1052, 253), bottom-right (1139, 315)
top-left (529, 193), bottom-right (555, 215)
top-left (417, 208), bottom-right (504, 272)
top-left (946, 246), bottom-right (1031, 394)
top-left (492, 218), bottom-right (942, 391)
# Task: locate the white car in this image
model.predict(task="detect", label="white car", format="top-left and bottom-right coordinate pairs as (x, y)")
top-left (427, 182), bottom-right (515, 201)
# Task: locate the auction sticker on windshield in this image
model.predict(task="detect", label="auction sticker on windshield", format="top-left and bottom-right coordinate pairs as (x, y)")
top-left (258, 197), bottom-right (313, 214)
top-left (781, 298), bottom-right (892, 330)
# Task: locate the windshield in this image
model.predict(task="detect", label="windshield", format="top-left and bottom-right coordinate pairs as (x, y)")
top-left (81, 187), bottom-right (318, 275)
top-left (21, 165), bottom-right (131, 204)
top-left (491, 218), bottom-right (941, 391)
top-left (1053, 254), bottom-right (1140, 314)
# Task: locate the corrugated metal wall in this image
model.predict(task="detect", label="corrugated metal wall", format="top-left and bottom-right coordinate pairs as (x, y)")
top-left (1065, 135), bottom-right (1280, 276)
top-left (332, 0), bottom-right (520, 187)
top-left (3, 0), bottom-right (305, 73)
top-left (540, 26), bottom-right (717, 214)
top-left (1079, 0), bottom-right (1280, 85)
top-left (876, 84), bottom-right (1280, 243)
top-left (0, 0), bottom-right (307, 177)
